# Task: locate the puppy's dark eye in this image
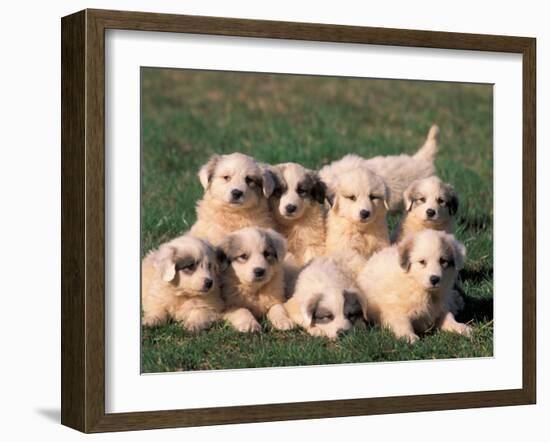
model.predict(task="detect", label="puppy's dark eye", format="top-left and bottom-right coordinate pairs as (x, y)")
top-left (245, 176), bottom-right (257, 187)
top-left (440, 258), bottom-right (448, 268)
top-left (297, 187), bottom-right (307, 197)
top-left (263, 250), bottom-right (277, 260)
top-left (222, 175), bottom-right (230, 182)
top-left (314, 312), bottom-right (334, 324)
top-left (419, 198), bottom-right (426, 203)
top-left (437, 198), bottom-right (446, 206)
top-left (419, 259), bottom-right (427, 266)
top-left (369, 194), bottom-right (380, 201)
top-left (207, 262), bottom-right (212, 270)
top-left (345, 195), bottom-right (356, 201)
top-left (237, 253), bottom-right (248, 262)
top-left (176, 262), bottom-right (196, 273)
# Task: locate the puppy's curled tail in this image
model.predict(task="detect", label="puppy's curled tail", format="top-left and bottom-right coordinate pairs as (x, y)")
top-left (413, 124), bottom-right (440, 162)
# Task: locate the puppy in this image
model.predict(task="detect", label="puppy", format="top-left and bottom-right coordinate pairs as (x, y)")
top-left (142, 235), bottom-right (224, 331)
top-left (218, 227), bottom-right (294, 332)
top-left (357, 230), bottom-right (471, 343)
top-left (393, 176), bottom-right (459, 242)
top-left (319, 166), bottom-right (390, 259)
top-left (267, 162), bottom-right (327, 265)
top-left (284, 255), bottom-right (365, 339)
top-left (190, 153), bottom-right (277, 246)
top-left (324, 125), bottom-right (439, 211)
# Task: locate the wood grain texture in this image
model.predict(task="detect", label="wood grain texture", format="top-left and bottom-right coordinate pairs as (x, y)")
top-left (60, 8), bottom-right (537, 433)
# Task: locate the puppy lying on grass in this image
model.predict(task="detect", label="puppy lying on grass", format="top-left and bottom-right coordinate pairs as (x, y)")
top-left (393, 176), bottom-right (459, 242)
top-left (285, 254), bottom-right (365, 339)
top-left (357, 230), bottom-right (471, 343)
top-left (190, 153), bottom-right (276, 246)
top-left (324, 125), bottom-right (440, 211)
top-left (218, 227), bottom-right (295, 332)
top-left (320, 166), bottom-right (390, 259)
top-left (142, 235), bottom-right (224, 332)
top-left (267, 162), bottom-right (327, 265)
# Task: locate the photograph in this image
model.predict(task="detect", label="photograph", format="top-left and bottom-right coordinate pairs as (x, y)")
top-left (140, 68), bottom-right (494, 373)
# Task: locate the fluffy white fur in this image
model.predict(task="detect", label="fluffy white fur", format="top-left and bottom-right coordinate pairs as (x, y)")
top-left (267, 162), bottom-right (327, 265)
top-left (142, 235), bottom-right (224, 331)
top-left (319, 166), bottom-right (390, 259)
top-left (190, 153), bottom-right (277, 246)
top-left (357, 230), bottom-right (471, 343)
top-left (218, 227), bottom-right (294, 332)
top-left (285, 254), bottom-right (365, 339)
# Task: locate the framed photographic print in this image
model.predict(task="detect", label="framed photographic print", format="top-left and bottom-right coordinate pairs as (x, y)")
top-left (61, 9), bottom-right (536, 433)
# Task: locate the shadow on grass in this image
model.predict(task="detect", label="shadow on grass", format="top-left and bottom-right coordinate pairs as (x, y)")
top-left (456, 266), bottom-right (493, 323)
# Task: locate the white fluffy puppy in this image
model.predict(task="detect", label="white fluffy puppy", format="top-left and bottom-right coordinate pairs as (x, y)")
top-left (284, 254), bottom-right (365, 339)
top-left (142, 235), bottom-right (224, 331)
top-left (393, 176), bottom-right (459, 242)
top-left (218, 227), bottom-right (294, 332)
top-left (357, 230), bottom-right (471, 343)
top-left (190, 153), bottom-right (276, 246)
top-left (320, 166), bottom-right (390, 259)
top-left (325, 125), bottom-right (439, 211)
top-left (267, 162), bottom-right (327, 265)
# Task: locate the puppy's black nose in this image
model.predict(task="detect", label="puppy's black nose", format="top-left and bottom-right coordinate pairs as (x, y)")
top-left (285, 204), bottom-right (297, 214)
top-left (359, 209), bottom-right (370, 220)
top-left (429, 275), bottom-right (441, 286)
top-left (231, 189), bottom-right (243, 199)
top-left (253, 267), bottom-right (266, 278)
top-left (426, 208), bottom-right (436, 218)
top-left (203, 278), bottom-right (213, 290)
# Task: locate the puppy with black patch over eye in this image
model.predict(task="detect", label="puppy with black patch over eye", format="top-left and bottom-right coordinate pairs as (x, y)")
top-left (142, 235), bottom-right (224, 331)
top-left (319, 165), bottom-right (391, 260)
top-left (284, 254), bottom-right (366, 339)
top-left (393, 176), bottom-right (459, 243)
top-left (218, 227), bottom-right (294, 332)
top-left (190, 153), bottom-right (277, 246)
top-left (266, 162), bottom-right (327, 265)
top-left (357, 230), bottom-right (471, 344)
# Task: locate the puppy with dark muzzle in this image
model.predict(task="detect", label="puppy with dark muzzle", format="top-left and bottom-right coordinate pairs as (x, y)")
top-left (218, 227), bottom-right (295, 332)
top-left (392, 176), bottom-right (459, 243)
top-left (319, 166), bottom-right (391, 260)
top-left (357, 230), bottom-right (471, 343)
top-left (190, 153), bottom-right (277, 246)
top-left (142, 235), bottom-right (224, 331)
top-left (267, 162), bottom-right (327, 265)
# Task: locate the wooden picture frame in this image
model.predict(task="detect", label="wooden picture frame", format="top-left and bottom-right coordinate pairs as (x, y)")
top-left (61, 8), bottom-right (536, 433)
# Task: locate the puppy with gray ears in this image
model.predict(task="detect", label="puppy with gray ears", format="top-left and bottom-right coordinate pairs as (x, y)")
top-left (319, 165), bottom-right (391, 260)
top-left (190, 153), bottom-right (277, 246)
top-left (284, 254), bottom-right (365, 340)
top-left (142, 235), bottom-right (224, 332)
top-left (267, 162), bottom-right (327, 265)
top-left (392, 176), bottom-right (459, 243)
top-left (218, 227), bottom-right (295, 332)
top-left (357, 230), bottom-right (471, 344)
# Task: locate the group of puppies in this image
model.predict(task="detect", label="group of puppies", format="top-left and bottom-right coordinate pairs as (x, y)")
top-left (142, 125), bottom-right (472, 343)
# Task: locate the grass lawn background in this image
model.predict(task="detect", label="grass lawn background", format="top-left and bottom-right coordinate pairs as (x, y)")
top-left (141, 68), bottom-right (493, 373)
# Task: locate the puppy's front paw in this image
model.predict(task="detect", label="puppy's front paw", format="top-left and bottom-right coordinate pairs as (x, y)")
top-left (270, 315), bottom-right (294, 331)
top-left (184, 315), bottom-right (215, 332)
top-left (234, 317), bottom-right (261, 333)
top-left (142, 314), bottom-right (164, 327)
top-left (398, 333), bottom-right (419, 344)
top-left (453, 322), bottom-right (472, 337)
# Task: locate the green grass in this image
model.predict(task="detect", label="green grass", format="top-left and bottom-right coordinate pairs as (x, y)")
top-left (141, 68), bottom-right (493, 373)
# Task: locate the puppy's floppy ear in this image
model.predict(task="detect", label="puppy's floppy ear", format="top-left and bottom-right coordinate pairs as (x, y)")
top-left (403, 180), bottom-right (418, 212)
top-left (217, 234), bottom-right (234, 261)
top-left (450, 237), bottom-right (466, 270)
top-left (261, 167), bottom-right (277, 198)
top-left (308, 171), bottom-right (327, 204)
top-left (198, 154), bottom-right (221, 190)
top-left (344, 288), bottom-right (367, 320)
top-left (265, 228), bottom-right (287, 261)
top-left (153, 245), bottom-right (177, 282)
top-left (398, 237), bottom-right (413, 272)
top-left (444, 183), bottom-right (459, 216)
top-left (215, 247), bottom-right (230, 271)
top-left (302, 293), bottom-right (322, 327)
